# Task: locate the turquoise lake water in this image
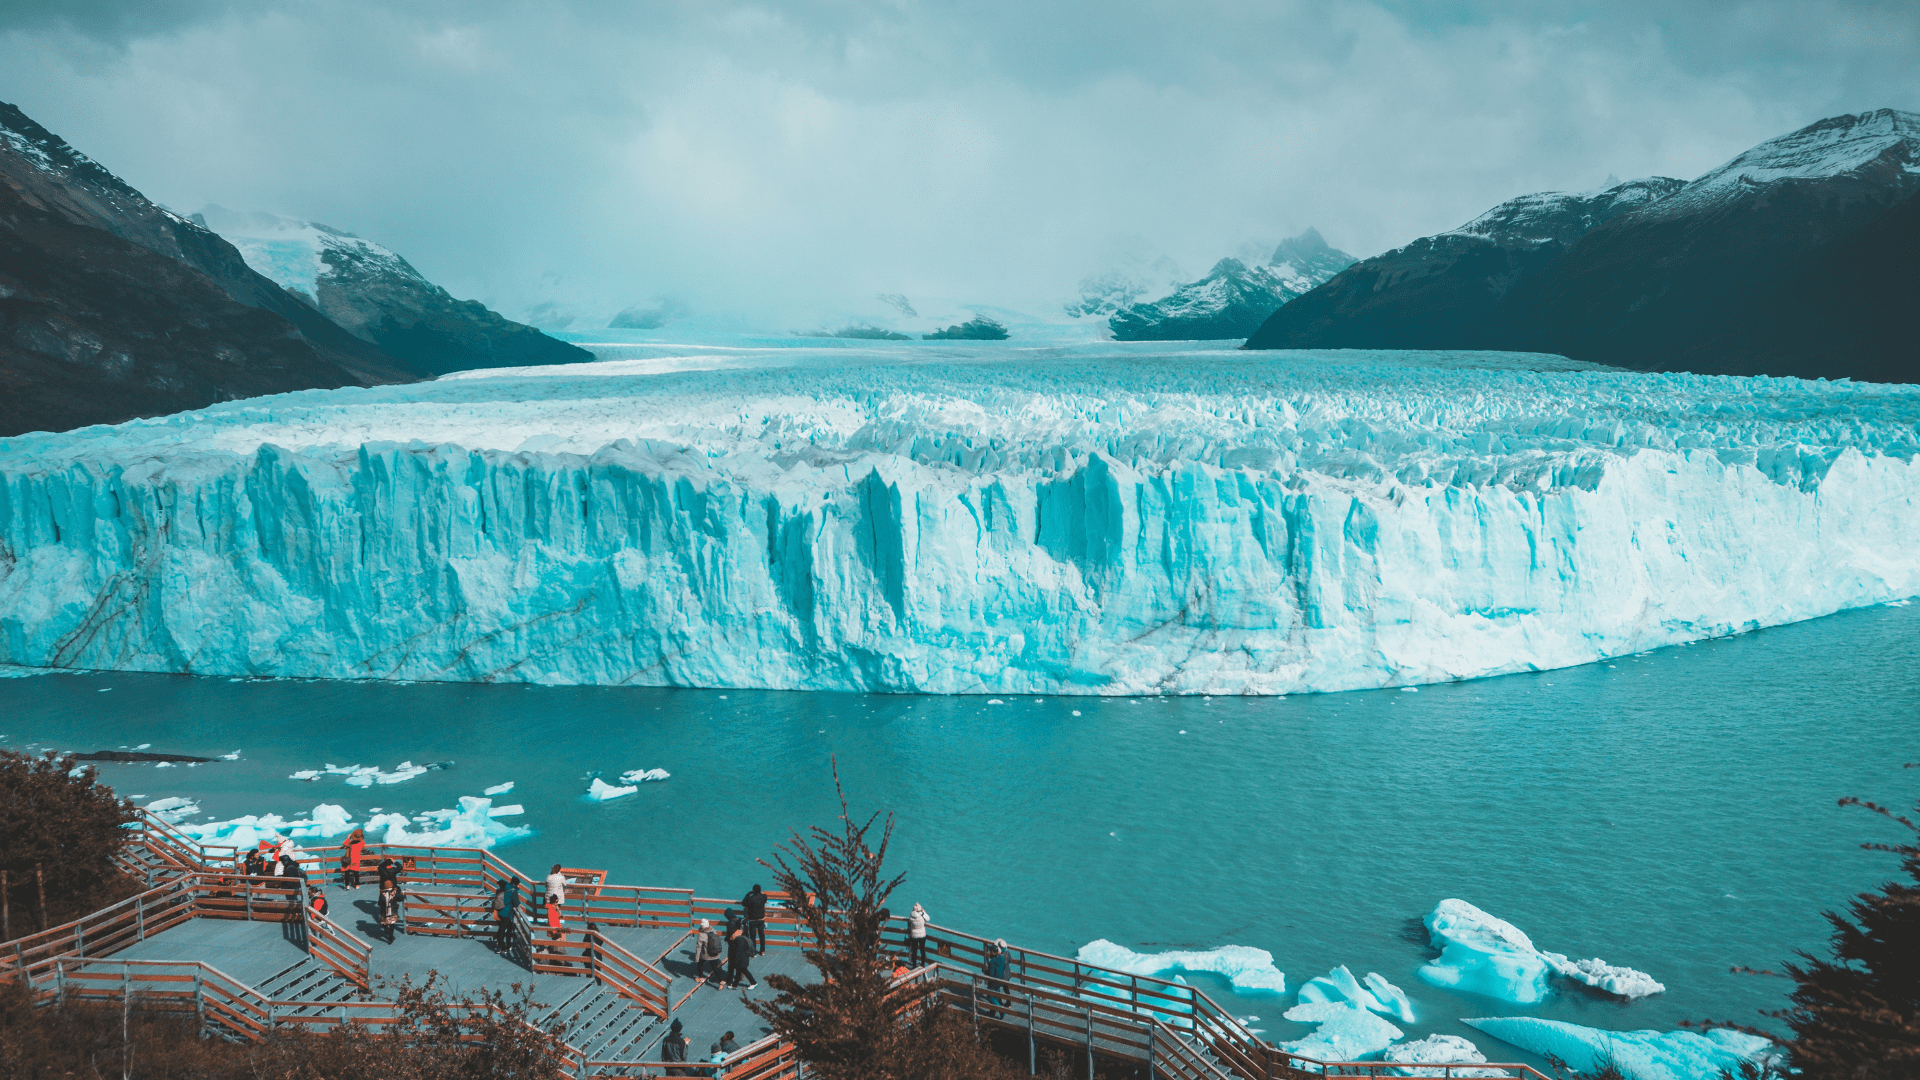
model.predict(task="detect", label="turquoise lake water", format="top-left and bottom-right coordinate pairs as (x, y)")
top-left (2, 600), bottom-right (1915, 1068)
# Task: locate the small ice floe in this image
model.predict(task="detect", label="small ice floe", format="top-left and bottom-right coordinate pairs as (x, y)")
top-left (144, 796), bottom-right (201, 824)
top-left (587, 777), bottom-right (638, 800)
top-left (1078, 940), bottom-right (1287, 996)
top-left (220, 750), bottom-right (241, 760)
top-left (483, 781), bottom-right (515, 796)
top-left (618, 768), bottom-right (670, 783)
top-left (1399, 687), bottom-right (1418, 693)
top-left (488, 804), bottom-right (525, 817)
top-left (1297, 966), bottom-right (1415, 1024)
top-left (1279, 1001), bottom-right (1403, 1062)
top-left (1417, 899), bottom-right (1664, 1004)
top-left (289, 769), bottom-right (322, 781)
top-left (1072, 710), bottom-right (1082, 716)
top-left (987, 699), bottom-right (1005, 704)
top-left (1886, 598), bottom-right (1912, 607)
top-left (1383, 1034), bottom-right (1501, 1077)
top-left (134, 743), bottom-right (150, 750)
top-left (153, 762), bottom-right (175, 769)
top-left (1463, 1017), bottom-right (1778, 1080)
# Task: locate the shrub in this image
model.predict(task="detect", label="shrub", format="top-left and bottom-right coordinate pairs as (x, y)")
top-left (0, 750), bottom-right (138, 933)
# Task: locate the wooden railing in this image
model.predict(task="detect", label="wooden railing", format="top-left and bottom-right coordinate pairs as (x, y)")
top-left (36, 958), bottom-right (274, 1043)
top-left (585, 1031), bottom-right (803, 1080)
top-left (70, 814), bottom-right (1559, 1080)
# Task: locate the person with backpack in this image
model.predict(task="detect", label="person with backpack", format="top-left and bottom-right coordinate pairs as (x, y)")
top-left (725, 921), bottom-right (758, 989)
top-left (907, 902), bottom-right (930, 967)
top-left (492, 876), bottom-right (520, 951)
top-left (309, 890), bottom-right (329, 918)
top-left (697, 919), bottom-right (725, 983)
top-left (982, 938), bottom-right (1011, 1016)
top-left (741, 884), bottom-right (768, 955)
top-left (377, 856), bottom-right (402, 888)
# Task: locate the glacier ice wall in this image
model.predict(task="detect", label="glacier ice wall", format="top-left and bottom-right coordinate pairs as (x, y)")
top-left (1, 346), bottom-right (1917, 695)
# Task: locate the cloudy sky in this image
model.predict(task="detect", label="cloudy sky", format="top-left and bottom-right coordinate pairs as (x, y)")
top-left (2, 1), bottom-right (1914, 328)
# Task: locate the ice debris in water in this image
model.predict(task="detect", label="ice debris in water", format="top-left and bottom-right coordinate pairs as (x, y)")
top-left (1464, 1017), bottom-right (1777, 1080)
top-left (618, 768), bottom-right (670, 783)
top-left (483, 781), bottom-right (514, 796)
top-left (4, 349), bottom-right (1918, 696)
top-left (143, 796), bottom-right (201, 824)
top-left (586, 777), bottom-right (638, 801)
top-left (1279, 1001), bottom-right (1403, 1061)
top-left (1296, 966), bottom-right (1415, 1023)
top-left (1077, 940), bottom-right (1287, 995)
top-left (1383, 1035), bottom-right (1500, 1077)
top-left (173, 797), bottom-right (530, 851)
top-left (220, 750), bottom-right (241, 760)
top-left (1418, 899), bottom-right (1662, 1004)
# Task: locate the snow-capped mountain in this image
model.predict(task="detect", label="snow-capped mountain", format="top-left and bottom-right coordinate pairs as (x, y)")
top-left (1248, 109), bottom-right (1919, 383)
top-left (196, 207), bottom-right (590, 376)
top-left (1106, 229), bottom-right (1355, 341)
top-left (0, 100), bottom-right (411, 436)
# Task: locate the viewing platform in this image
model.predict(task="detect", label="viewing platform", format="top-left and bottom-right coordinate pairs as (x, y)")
top-left (2, 812), bottom-right (1552, 1080)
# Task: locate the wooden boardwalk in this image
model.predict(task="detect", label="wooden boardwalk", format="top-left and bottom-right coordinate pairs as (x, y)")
top-left (3, 813), bottom-right (1555, 1080)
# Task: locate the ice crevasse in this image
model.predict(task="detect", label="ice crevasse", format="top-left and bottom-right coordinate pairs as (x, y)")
top-left (2, 347), bottom-right (1917, 694)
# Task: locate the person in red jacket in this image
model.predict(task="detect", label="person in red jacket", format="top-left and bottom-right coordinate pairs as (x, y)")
top-left (342, 829), bottom-right (365, 890)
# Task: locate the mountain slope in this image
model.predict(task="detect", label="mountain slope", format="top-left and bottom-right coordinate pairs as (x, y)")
top-left (196, 207), bottom-right (592, 376)
top-left (0, 102), bottom-right (409, 388)
top-left (1108, 229), bottom-right (1355, 341)
top-left (1, 100), bottom-right (416, 435)
top-left (1246, 110), bottom-right (1920, 382)
top-left (1240, 179), bottom-right (1684, 351)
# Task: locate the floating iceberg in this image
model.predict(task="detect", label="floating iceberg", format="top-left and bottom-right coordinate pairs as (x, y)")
top-left (1383, 1034), bottom-right (1501, 1077)
top-left (1296, 966), bottom-right (1414, 1024)
top-left (1278, 1001), bottom-right (1403, 1062)
top-left (3, 348), bottom-right (1917, 694)
top-left (1464, 1017), bottom-right (1778, 1080)
top-left (1417, 899), bottom-right (1661, 1004)
top-left (173, 796), bottom-right (529, 852)
top-left (220, 750), bottom-right (241, 760)
top-left (586, 777), bottom-right (637, 800)
top-left (618, 768), bottom-right (670, 783)
top-left (1078, 939), bottom-right (1288, 996)
top-left (483, 781), bottom-right (514, 796)
top-left (143, 796), bottom-right (200, 824)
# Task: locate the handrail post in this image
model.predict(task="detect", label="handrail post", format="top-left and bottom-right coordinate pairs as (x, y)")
top-left (136, 895), bottom-right (146, 941)
top-left (1086, 1004), bottom-right (1095, 1080)
top-left (194, 969), bottom-right (206, 1036)
top-left (1028, 992), bottom-right (1036, 1075)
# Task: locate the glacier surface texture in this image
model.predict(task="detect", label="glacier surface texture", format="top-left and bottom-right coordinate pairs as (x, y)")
top-left (1, 345), bottom-right (1917, 694)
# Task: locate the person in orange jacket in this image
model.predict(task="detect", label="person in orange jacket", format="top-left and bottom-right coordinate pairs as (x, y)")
top-left (342, 829), bottom-right (365, 890)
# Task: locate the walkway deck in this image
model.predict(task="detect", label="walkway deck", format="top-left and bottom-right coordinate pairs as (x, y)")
top-left (102, 899), bottom-right (801, 1055)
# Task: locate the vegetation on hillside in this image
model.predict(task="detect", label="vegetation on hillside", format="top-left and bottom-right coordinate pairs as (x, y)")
top-left (0, 750), bottom-right (138, 934)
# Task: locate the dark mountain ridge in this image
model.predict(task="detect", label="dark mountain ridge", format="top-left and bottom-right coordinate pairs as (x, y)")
top-left (1246, 109), bottom-right (1920, 383)
top-left (1, 100), bottom-right (415, 435)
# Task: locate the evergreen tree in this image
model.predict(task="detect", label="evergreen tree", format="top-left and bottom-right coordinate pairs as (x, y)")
top-left (1772, 791), bottom-right (1920, 1077)
top-left (0, 750), bottom-right (136, 933)
top-left (745, 763), bottom-right (1022, 1080)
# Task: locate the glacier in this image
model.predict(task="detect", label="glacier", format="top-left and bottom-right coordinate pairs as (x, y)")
top-left (1, 344), bottom-right (1917, 695)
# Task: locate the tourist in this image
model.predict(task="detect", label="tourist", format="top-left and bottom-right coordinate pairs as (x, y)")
top-left (725, 922), bottom-right (758, 989)
top-left (492, 877), bottom-right (520, 950)
top-left (661, 1018), bottom-right (689, 1076)
top-left (707, 1042), bottom-right (727, 1076)
top-left (741, 884), bottom-right (768, 955)
top-left (697, 919), bottom-right (724, 982)
top-left (718, 1032), bottom-right (739, 1055)
top-left (546, 864), bottom-right (567, 909)
top-left (891, 956), bottom-right (911, 981)
top-left (377, 855), bottom-right (401, 888)
top-left (341, 829), bottom-right (365, 890)
top-left (309, 890), bottom-right (329, 918)
top-left (907, 902), bottom-right (930, 967)
top-left (544, 896), bottom-right (566, 965)
top-left (376, 881), bottom-right (403, 944)
top-left (243, 847), bottom-right (266, 878)
top-left (982, 938), bottom-right (1011, 1016)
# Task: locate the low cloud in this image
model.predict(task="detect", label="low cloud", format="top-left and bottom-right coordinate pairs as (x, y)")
top-left (2, 0), bottom-right (1913, 326)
